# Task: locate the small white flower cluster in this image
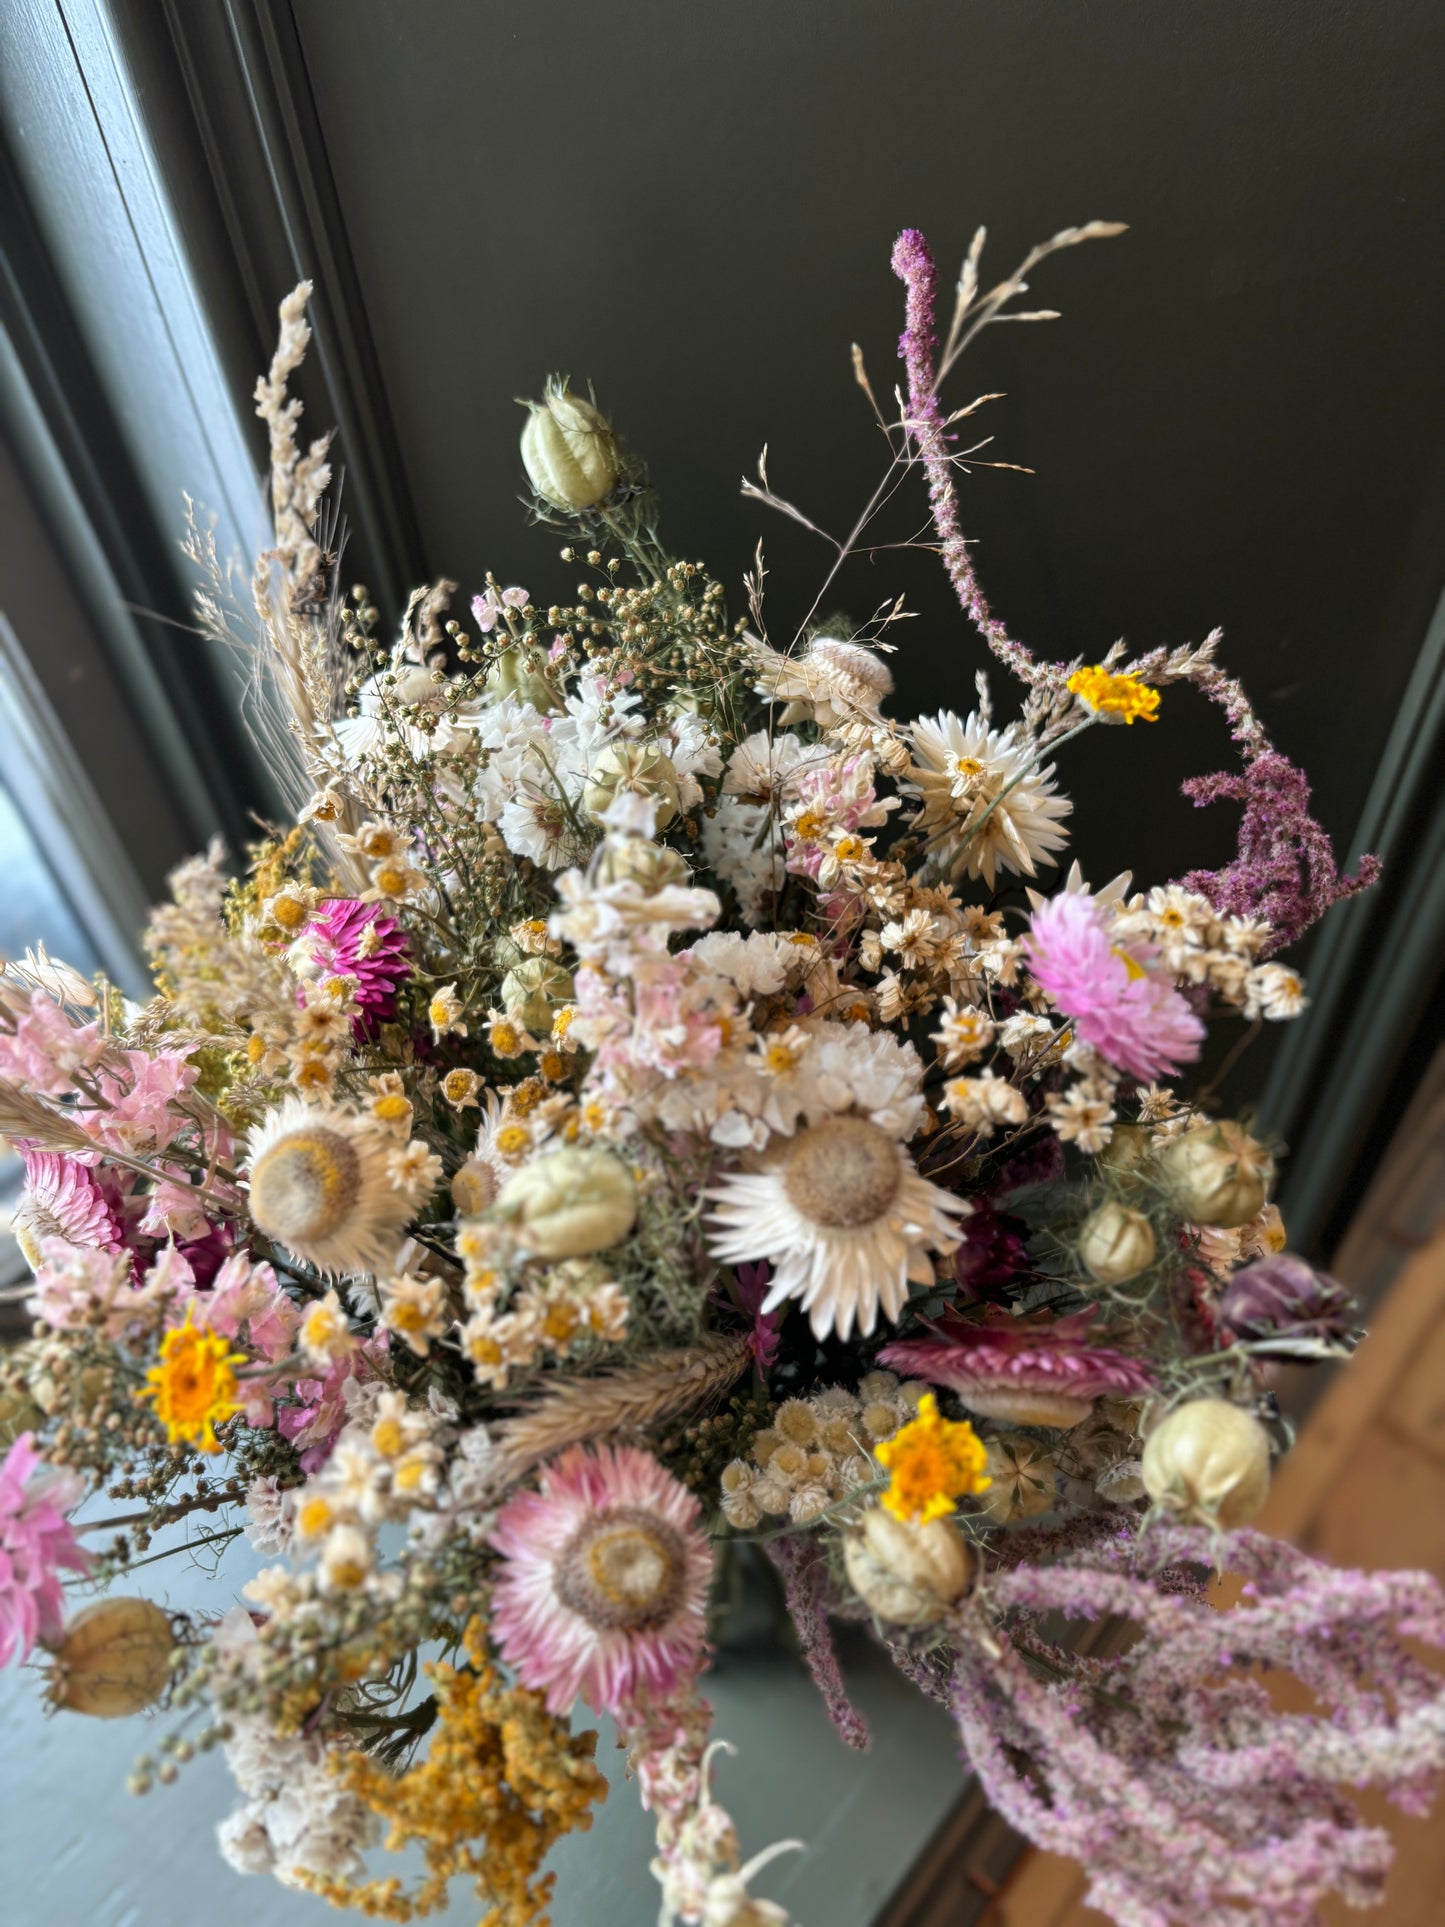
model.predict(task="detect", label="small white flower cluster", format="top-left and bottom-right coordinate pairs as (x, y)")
top-left (719, 1372), bottom-right (927, 1528)
top-left (1113, 885), bottom-right (1304, 1017)
top-left (456, 1219), bottom-right (629, 1391)
top-left (283, 1389), bottom-right (450, 1597)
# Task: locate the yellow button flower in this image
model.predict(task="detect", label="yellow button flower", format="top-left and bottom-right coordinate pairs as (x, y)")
top-left (874, 1392), bottom-right (991, 1523)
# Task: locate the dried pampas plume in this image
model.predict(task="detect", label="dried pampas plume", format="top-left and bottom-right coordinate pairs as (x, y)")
top-left (484, 1334), bottom-right (751, 1492)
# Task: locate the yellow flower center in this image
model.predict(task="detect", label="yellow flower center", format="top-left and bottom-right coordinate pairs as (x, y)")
top-left (494, 1123), bottom-right (532, 1158)
top-left (139, 1308), bottom-right (244, 1454)
top-left (765, 1040), bottom-right (801, 1074)
top-left (1066, 665), bottom-right (1161, 724)
top-left (874, 1394), bottom-right (991, 1524)
top-left (271, 896), bottom-right (309, 932)
top-left (539, 1051), bottom-right (567, 1082)
top-left (246, 1033), bottom-right (267, 1064)
top-left (441, 1071), bottom-right (477, 1103)
top-left (952, 755), bottom-right (985, 777)
top-left (372, 1416), bottom-right (405, 1458)
top-left (372, 1092), bottom-right (413, 1124)
top-left (490, 1019), bottom-right (523, 1054)
top-left (376, 864), bottom-right (410, 897)
top-left (298, 1495), bottom-right (335, 1539)
top-left (792, 810), bottom-right (824, 840)
top-left (833, 835), bottom-right (865, 863)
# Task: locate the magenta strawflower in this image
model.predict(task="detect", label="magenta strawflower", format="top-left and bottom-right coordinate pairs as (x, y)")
top-left (297, 899), bottom-right (411, 1026)
top-left (1025, 889), bottom-right (1204, 1082)
top-left (487, 1443), bottom-right (714, 1716)
top-left (0, 1434), bottom-right (89, 1668)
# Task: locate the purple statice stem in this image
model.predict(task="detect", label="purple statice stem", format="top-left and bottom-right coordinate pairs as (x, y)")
top-left (1180, 750), bottom-right (1381, 951)
top-left (891, 229), bottom-right (1051, 693)
top-left (765, 1535), bottom-right (870, 1750)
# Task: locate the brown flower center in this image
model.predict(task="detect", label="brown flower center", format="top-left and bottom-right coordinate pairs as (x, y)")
top-left (783, 1116), bottom-right (903, 1230)
top-left (554, 1506), bottom-right (687, 1631)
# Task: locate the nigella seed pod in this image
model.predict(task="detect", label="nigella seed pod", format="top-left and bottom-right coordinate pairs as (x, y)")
top-left (495, 1147), bottom-right (637, 1259)
top-left (1217, 1252), bottom-right (1357, 1356)
top-left (482, 645), bottom-right (561, 713)
top-left (519, 378), bottom-right (619, 510)
top-left (500, 957), bottom-right (574, 1036)
top-left (1141, 1397), bottom-right (1271, 1528)
top-left (1078, 1201), bottom-right (1157, 1285)
top-left (843, 1505), bottom-right (974, 1627)
top-left (45, 1597), bottom-right (176, 1717)
top-left (1095, 1122), bottom-right (1154, 1175)
top-left (595, 835), bottom-right (691, 892)
top-left (1159, 1120), bottom-right (1273, 1228)
top-left (582, 741), bottom-right (681, 829)
top-left (978, 1433), bottom-right (1059, 1523)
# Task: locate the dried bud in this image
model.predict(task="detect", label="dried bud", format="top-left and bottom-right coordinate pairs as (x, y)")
top-left (595, 835), bottom-right (691, 893)
top-left (1159, 1120), bottom-right (1273, 1228)
top-left (978, 1433), bottom-right (1059, 1523)
top-left (843, 1505), bottom-right (974, 1627)
top-left (45, 1597), bottom-right (176, 1717)
top-left (495, 1147), bottom-right (637, 1259)
top-left (1095, 1457), bottom-right (1147, 1504)
top-left (1078, 1201), bottom-right (1157, 1284)
top-left (582, 741), bottom-right (681, 829)
top-left (1141, 1397), bottom-right (1271, 1528)
top-left (1095, 1122), bottom-right (1154, 1175)
top-left (500, 957), bottom-right (574, 1036)
top-left (1217, 1251), bottom-right (1357, 1358)
top-left (519, 379), bottom-right (619, 510)
top-left (482, 646), bottom-right (560, 713)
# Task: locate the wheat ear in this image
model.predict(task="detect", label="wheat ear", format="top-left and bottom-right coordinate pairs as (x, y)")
top-left (485, 1334), bottom-right (751, 1490)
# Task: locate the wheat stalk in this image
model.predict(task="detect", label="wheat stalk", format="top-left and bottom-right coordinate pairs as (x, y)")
top-left (484, 1334), bottom-right (751, 1491)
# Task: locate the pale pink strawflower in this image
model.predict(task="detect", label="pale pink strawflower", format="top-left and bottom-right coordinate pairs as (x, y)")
top-left (1025, 890), bottom-right (1204, 1083)
top-left (13, 1152), bottom-right (123, 1268)
top-left (0, 1434), bottom-right (89, 1667)
top-left (488, 1443), bottom-right (713, 1716)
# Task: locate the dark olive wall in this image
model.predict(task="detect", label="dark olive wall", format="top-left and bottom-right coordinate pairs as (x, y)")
top-left (291, 0), bottom-right (1445, 899)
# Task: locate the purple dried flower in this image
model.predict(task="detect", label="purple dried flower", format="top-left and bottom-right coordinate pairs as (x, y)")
top-left (1217, 1251), bottom-right (1357, 1355)
top-left (942, 1521), bottom-right (1445, 1926)
top-left (765, 1535), bottom-right (869, 1751)
top-left (1181, 751), bottom-right (1380, 953)
top-left (951, 1204), bottom-right (1030, 1297)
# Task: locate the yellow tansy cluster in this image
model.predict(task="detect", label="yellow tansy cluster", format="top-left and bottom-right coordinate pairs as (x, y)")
top-left (1067, 664), bottom-right (1161, 724)
top-left (299, 1619), bottom-right (607, 1926)
top-left (875, 1392), bottom-right (991, 1524)
top-left (139, 1306), bottom-right (244, 1453)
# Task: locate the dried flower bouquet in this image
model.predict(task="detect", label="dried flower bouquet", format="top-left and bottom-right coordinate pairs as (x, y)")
top-left (1, 218), bottom-right (1436, 1927)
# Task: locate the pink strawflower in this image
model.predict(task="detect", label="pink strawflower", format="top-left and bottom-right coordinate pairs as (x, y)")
top-left (299, 900), bottom-right (411, 1026)
top-left (14, 1152), bottom-right (123, 1264)
top-left (1025, 890), bottom-right (1204, 1082)
top-left (881, 1309), bottom-right (1154, 1430)
top-left (488, 1443), bottom-right (714, 1716)
top-left (0, 1434), bottom-right (89, 1668)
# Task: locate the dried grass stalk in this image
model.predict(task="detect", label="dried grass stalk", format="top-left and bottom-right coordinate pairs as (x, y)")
top-left (485, 1334), bottom-right (751, 1490)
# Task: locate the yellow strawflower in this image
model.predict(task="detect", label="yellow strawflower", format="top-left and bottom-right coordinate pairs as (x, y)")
top-left (875, 1392), bottom-right (991, 1523)
top-left (1067, 664), bottom-right (1161, 724)
top-left (139, 1305), bottom-right (245, 1453)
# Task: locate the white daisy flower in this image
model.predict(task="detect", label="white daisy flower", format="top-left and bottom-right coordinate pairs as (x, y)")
top-left (1244, 962), bottom-right (1308, 1020)
top-left (707, 1115), bottom-right (968, 1340)
top-left (908, 709), bottom-right (1071, 888)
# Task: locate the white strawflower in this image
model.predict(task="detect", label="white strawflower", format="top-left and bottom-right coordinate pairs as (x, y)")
top-left (707, 1115), bottom-right (967, 1340)
top-left (753, 634), bottom-right (894, 727)
top-left (245, 1097), bottom-right (413, 1277)
top-left (907, 709), bottom-right (1071, 888)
